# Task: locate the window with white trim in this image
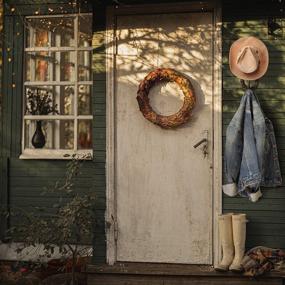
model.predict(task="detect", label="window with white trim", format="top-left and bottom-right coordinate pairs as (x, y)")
top-left (21, 14), bottom-right (93, 159)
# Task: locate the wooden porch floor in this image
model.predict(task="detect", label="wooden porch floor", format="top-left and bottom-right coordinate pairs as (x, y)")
top-left (86, 262), bottom-right (285, 285)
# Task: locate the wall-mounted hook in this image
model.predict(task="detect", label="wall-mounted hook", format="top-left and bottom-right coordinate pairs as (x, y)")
top-left (268, 18), bottom-right (282, 37)
top-left (240, 80), bottom-right (259, 90)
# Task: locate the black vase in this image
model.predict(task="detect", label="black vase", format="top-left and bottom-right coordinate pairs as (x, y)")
top-left (32, 120), bottom-right (46, 148)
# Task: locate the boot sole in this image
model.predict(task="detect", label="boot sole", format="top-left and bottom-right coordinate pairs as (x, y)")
top-left (214, 268), bottom-right (229, 272)
top-left (230, 268), bottom-right (243, 273)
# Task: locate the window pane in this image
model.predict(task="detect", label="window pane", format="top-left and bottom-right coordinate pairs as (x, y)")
top-left (78, 15), bottom-right (92, 47)
top-left (25, 86), bottom-right (74, 115)
top-left (78, 85), bottom-right (92, 115)
top-left (78, 51), bottom-right (92, 81)
top-left (23, 14), bottom-right (93, 156)
top-left (78, 120), bottom-right (92, 149)
top-left (26, 17), bottom-right (75, 48)
top-left (61, 86), bottom-right (75, 115)
top-left (25, 120), bottom-right (74, 149)
top-left (60, 120), bottom-right (74, 149)
top-left (26, 51), bottom-right (76, 82)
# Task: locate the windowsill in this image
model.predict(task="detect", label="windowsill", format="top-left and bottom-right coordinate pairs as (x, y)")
top-left (19, 149), bottom-right (93, 160)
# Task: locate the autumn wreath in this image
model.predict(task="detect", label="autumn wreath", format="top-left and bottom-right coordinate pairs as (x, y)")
top-left (136, 68), bottom-right (196, 129)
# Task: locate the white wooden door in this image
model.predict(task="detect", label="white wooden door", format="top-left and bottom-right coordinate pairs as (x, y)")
top-left (114, 12), bottom-right (214, 264)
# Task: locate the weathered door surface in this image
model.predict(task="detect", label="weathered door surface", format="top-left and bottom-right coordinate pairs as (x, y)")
top-left (115, 12), bottom-right (214, 264)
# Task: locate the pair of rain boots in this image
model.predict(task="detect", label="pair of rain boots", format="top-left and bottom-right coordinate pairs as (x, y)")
top-left (215, 213), bottom-right (247, 272)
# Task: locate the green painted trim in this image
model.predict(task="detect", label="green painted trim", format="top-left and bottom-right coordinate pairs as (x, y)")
top-left (92, 1), bottom-right (107, 264)
top-left (0, 14), bottom-right (14, 239)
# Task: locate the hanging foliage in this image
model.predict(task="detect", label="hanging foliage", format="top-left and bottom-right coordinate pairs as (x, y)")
top-left (136, 68), bottom-right (196, 129)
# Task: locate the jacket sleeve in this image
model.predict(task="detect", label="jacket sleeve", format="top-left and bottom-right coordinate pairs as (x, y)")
top-left (223, 126), bottom-right (243, 197)
top-left (238, 92), bottom-right (263, 202)
top-left (222, 95), bottom-right (246, 197)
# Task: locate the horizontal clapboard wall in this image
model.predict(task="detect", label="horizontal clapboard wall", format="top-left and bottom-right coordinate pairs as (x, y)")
top-left (222, 0), bottom-right (285, 249)
top-left (0, 0), bottom-right (106, 263)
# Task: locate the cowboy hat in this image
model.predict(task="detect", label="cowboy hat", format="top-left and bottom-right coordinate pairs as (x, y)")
top-left (229, 36), bottom-right (269, 80)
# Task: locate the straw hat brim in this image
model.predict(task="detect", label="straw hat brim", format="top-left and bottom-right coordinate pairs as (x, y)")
top-left (229, 37), bottom-right (269, 81)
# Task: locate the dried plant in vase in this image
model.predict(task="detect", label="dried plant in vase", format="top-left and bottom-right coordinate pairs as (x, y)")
top-left (26, 88), bottom-right (58, 148)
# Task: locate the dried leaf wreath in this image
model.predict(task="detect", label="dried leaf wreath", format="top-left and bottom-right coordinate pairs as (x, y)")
top-left (136, 68), bottom-right (196, 129)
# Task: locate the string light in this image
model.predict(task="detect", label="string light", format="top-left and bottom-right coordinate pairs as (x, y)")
top-left (0, 0), bottom-right (91, 83)
top-left (1, 0), bottom-right (84, 51)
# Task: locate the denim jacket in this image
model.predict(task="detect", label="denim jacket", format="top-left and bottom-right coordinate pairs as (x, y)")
top-left (223, 89), bottom-right (282, 202)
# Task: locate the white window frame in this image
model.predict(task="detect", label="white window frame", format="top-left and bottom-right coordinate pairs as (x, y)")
top-left (20, 13), bottom-right (93, 160)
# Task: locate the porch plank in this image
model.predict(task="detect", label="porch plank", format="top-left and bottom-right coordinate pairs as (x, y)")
top-left (87, 263), bottom-right (217, 276)
top-left (86, 262), bottom-right (285, 277)
top-left (89, 275), bottom-right (164, 285)
top-left (88, 274), bottom-right (283, 285)
top-left (162, 277), bottom-right (283, 285)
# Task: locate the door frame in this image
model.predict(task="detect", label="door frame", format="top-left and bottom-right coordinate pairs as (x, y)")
top-left (105, 1), bottom-right (222, 266)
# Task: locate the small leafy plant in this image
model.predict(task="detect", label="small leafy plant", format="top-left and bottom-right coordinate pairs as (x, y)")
top-left (4, 154), bottom-right (95, 285)
top-left (26, 88), bottom-right (58, 115)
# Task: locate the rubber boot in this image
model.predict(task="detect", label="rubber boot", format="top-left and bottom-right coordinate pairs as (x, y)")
top-left (229, 214), bottom-right (247, 272)
top-left (215, 213), bottom-right (234, 271)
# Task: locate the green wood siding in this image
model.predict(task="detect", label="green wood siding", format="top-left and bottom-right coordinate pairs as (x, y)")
top-left (222, 0), bottom-right (285, 249)
top-left (0, 0), bottom-right (106, 263)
